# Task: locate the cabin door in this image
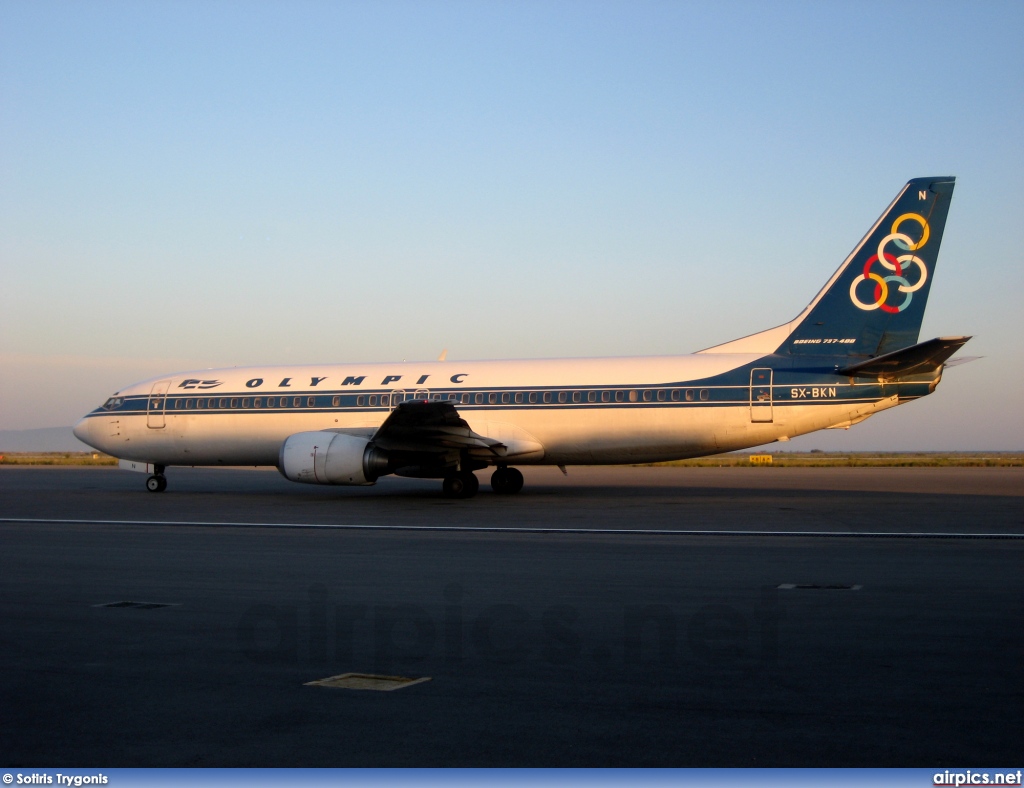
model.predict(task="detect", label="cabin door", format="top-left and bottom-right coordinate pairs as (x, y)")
top-left (147, 380), bottom-right (171, 429)
top-left (749, 368), bottom-right (773, 423)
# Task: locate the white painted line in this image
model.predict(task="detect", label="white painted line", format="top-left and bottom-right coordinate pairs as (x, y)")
top-left (1, 517), bottom-right (1022, 539)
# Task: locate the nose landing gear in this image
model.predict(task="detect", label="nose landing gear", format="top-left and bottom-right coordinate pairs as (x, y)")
top-left (145, 464), bottom-right (167, 493)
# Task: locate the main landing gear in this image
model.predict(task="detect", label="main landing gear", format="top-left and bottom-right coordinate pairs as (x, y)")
top-left (442, 470), bottom-right (480, 499)
top-left (490, 466), bottom-right (524, 495)
top-left (440, 466), bottom-right (524, 498)
top-left (146, 465), bottom-right (167, 493)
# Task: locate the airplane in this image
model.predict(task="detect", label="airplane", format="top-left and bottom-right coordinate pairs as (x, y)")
top-left (73, 176), bottom-right (971, 499)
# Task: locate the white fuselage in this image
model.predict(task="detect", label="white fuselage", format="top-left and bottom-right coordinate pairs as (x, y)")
top-left (73, 352), bottom-right (903, 468)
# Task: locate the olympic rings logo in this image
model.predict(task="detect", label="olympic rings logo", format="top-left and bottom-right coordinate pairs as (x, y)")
top-left (849, 212), bottom-right (930, 313)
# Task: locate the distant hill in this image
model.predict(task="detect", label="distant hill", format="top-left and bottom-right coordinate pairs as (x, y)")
top-left (0, 427), bottom-right (92, 452)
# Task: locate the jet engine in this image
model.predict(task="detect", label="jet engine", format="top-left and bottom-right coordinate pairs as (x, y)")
top-left (279, 431), bottom-right (389, 485)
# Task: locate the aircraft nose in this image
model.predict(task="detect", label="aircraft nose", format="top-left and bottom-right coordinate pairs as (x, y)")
top-left (73, 417), bottom-right (96, 448)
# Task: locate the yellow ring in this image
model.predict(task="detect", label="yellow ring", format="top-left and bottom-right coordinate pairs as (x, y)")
top-left (891, 213), bottom-right (930, 250)
top-left (867, 272), bottom-right (888, 304)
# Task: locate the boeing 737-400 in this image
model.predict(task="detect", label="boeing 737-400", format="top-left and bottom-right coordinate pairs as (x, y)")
top-left (73, 176), bottom-right (970, 498)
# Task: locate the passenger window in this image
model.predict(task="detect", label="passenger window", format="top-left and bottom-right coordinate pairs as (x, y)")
top-left (700, 389), bottom-right (709, 401)
top-left (686, 390), bottom-right (695, 401)
top-left (657, 390), bottom-right (666, 401)
top-left (555, 392), bottom-right (565, 403)
top-left (671, 390), bottom-right (680, 401)
top-left (332, 396), bottom-right (340, 407)
top-left (242, 398), bottom-right (250, 408)
top-left (381, 394), bottom-right (390, 406)
top-left (543, 392), bottom-right (552, 403)
top-left (174, 399), bottom-right (182, 409)
top-left (642, 390), bottom-right (653, 402)
top-left (448, 393), bottom-right (457, 402)
top-left (369, 395), bottom-right (377, 406)
top-left (572, 392), bottom-right (581, 403)
top-left (254, 398), bottom-right (262, 408)
top-left (601, 391), bottom-right (610, 402)
top-left (230, 398), bottom-right (238, 408)
top-left (629, 390), bottom-right (638, 402)
top-left (266, 397), bottom-right (276, 407)
top-left (293, 397), bottom-right (302, 407)
top-left (219, 398), bottom-right (227, 408)
top-left (475, 393), bottom-right (483, 404)
top-left (186, 399), bottom-right (194, 409)
top-left (615, 391), bottom-right (624, 402)
top-left (462, 393), bottom-right (470, 404)
top-left (529, 393), bottom-right (538, 404)
top-left (357, 396), bottom-right (365, 406)
top-left (515, 393), bottom-right (523, 404)
top-left (501, 392), bottom-right (510, 404)
top-left (588, 391), bottom-right (597, 403)
top-left (489, 393), bottom-right (497, 404)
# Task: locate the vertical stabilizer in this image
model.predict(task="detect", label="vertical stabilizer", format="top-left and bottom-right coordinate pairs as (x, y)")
top-left (774, 176), bottom-right (955, 357)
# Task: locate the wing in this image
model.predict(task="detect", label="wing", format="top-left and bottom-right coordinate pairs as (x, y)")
top-left (371, 400), bottom-right (506, 457)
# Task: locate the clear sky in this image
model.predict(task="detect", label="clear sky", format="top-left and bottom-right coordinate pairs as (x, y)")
top-left (1, 0), bottom-right (1022, 449)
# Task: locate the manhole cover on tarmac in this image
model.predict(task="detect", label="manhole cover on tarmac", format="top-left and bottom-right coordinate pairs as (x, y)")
top-left (304, 673), bottom-right (432, 691)
top-left (777, 584), bottom-right (862, 591)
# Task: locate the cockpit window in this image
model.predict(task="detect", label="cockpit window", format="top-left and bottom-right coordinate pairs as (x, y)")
top-left (102, 397), bottom-right (124, 410)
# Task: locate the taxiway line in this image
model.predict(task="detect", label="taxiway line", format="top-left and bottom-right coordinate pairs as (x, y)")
top-left (1, 517), bottom-right (1022, 539)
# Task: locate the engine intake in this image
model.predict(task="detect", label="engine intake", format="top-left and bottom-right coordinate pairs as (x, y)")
top-left (279, 431), bottom-right (389, 485)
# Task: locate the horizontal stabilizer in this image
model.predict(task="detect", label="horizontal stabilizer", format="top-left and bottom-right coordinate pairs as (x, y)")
top-left (943, 355), bottom-right (982, 368)
top-left (838, 336), bottom-right (972, 379)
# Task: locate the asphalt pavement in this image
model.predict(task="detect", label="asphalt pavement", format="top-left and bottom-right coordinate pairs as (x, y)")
top-left (1, 465), bottom-right (1021, 765)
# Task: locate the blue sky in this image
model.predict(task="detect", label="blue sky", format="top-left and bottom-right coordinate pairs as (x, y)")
top-left (1, 1), bottom-right (1022, 448)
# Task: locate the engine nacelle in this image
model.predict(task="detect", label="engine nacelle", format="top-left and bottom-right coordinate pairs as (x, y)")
top-left (279, 431), bottom-right (389, 485)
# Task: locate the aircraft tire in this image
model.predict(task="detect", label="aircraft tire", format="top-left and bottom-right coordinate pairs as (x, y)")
top-left (491, 467), bottom-right (524, 494)
top-left (443, 471), bottom-right (479, 499)
top-left (146, 475), bottom-right (167, 493)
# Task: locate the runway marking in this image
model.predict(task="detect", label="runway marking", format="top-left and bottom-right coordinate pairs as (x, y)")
top-left (2, 517), bottom-right (1023, 539)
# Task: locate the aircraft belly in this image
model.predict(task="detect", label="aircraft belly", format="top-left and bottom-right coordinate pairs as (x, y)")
top-left (487, 407), bottom-right (719, 464)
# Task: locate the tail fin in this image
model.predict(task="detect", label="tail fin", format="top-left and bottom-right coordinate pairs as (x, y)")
top-left (774, 176), bottom-right (956, 357)
top-left (698, 177), bottom-right (957, 357)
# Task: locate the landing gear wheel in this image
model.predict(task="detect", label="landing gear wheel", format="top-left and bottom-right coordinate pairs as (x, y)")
top-left (146, 475), bottom-right (167, 493)
top-left (442, 470), bottom-right (479, 499)
top-left (491, 467), bottom-right (524, 494)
